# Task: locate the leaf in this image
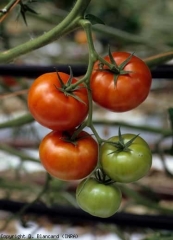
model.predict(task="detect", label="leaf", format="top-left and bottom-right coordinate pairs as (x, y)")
top-left (85, 14), bottom-right (105, 25)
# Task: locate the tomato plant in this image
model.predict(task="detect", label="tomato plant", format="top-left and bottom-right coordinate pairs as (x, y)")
top-left (2, 0), bottom-right (173, 229)
top-left (28, 71), bottom-right (89, 131)
top-left (39, 130), bottom-right (98, 181)
top-left (100, 132), bottom-right (152, 183)
top-left (76, 177), bottom-right (122, 218)
top-left (90, 52), bottom-right (152, 112)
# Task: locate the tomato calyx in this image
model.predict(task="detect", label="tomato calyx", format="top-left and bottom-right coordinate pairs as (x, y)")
top-left (108, 128), bottom-right (139, 153)
top-left (94, 168), bottom-right (115, 184)
top-left (60, 131), bottom-right (79, 146)
top-left (55, 66), bottom-right (86, 104)
top-left (60, 130), bottom-right (89, 146)
top-left (96, 49), bottom-right (134, 84)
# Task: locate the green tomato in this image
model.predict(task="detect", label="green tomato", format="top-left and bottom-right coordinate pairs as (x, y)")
top-left (101, 134), bottom-right (152, 183)
top-left (76, 178), bottom-right (122, 218)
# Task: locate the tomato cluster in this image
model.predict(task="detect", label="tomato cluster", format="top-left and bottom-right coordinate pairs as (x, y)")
top-left (28, 71), bottom-right (98, 181)
top-left (28, 51), bottom-right (152, 218)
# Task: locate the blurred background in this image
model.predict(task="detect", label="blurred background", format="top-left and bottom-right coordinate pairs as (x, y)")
top-left (0, 0), bottom-right (173, 239)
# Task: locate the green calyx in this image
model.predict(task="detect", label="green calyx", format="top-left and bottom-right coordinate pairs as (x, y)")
top-left (108, 128), bottom-right (139, 153)
top-left (55, 66), bottom-right (86, 104)
top-left (61, 129), bottom-right (88, 146)
top-left (97, 47), bottom-right (134, 84)
top-left (94, 168), bottom-right (115, 184)
top-left (61, 131), bottom-right (79, 146)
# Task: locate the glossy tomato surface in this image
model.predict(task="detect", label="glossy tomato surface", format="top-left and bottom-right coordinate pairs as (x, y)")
top-left (90, 52), bottom-right (152, 112)
top-left (28, 72), bottom-right (89, 130)
top-left (39, 130), bottom-right (98, 181)
top-left (76, 178), bottom-right (122, 218)
top-left (101, 134), bottom-right (152, 183)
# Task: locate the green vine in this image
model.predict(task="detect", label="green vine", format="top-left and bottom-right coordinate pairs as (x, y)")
top-left (0, 0), bottom-right (91, 63)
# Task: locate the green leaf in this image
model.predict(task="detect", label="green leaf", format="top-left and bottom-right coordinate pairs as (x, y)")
top-left (85, 14), bottom-right (105, 25)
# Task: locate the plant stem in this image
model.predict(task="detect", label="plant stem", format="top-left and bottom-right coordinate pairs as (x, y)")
top-left (0, 89), bottom-right (27, 100)
top-left (29, 8), bottom-right (166, 51)
top-left (0, 143), bottom-right (40, 163)
top-left (0, 0), bottom-right (21, 23)
top-left (144, 51), bottom-right (173, 68)
top-left (86, 87), bottom-right (102, 144)
top-left (0, 0), bottom-right (92, 63)
top-left (92, 24), bottom-right (162, 50)
top-left (92, 120), bottom-right (172, 136)
top-left (76, 20), bottom-right (104, 145)
top-left (66, 19), bottom-right (98, 91)
top-left (66, 19), bottom-right (105, 147)
top-left (120, 184), bottom-right (173, 215)
top-left (0, 112), bottom-right (34, 129)
top-left (0, 173), bottom-right (51, 231)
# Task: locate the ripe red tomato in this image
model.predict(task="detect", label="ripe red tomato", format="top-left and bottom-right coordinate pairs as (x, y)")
top-left (28, 72), bottom-right (89, 131)
top-left (90, 52), bottom-right (152, 112)
top-left (39, 130), bottom-right (98, 181)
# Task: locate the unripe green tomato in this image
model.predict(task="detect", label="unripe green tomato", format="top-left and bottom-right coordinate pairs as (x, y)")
top-left (101, 134), bottom-right (152, 183)
top-left (76, 178), bottom-right (122, 218)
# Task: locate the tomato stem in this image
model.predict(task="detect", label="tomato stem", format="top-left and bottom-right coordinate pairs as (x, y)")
top-left (65, 19), bottom-right (98, 90)
top-left (67, 19), bottom-right (107, 149)
top-left (94, 168), bottom-right (115, 185)
top-left (0, 0), bottom-right (20, 23)
top-left (70, 122), bottom-right (87, 141)
top-left (0, 0), bottom-right (92, 63)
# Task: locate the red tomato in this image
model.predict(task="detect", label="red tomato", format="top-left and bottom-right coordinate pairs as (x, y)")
top-left (90, 52), bottom-right (152, 112)
top-left (39, 130), bottom-right (98, 181)
top-left (1, 76), bottom-right (17, 86)
top-left (28, 72), bottom-right (89, 130)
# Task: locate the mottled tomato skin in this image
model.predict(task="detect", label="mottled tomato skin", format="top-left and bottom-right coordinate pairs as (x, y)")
top-left (90, 52), bottom-right (152, 112)
top-left (76, 178), bottom-right (122, 218)
top-left (39, 130), bottom-right (98, 181)
top-left (28, 72), bottom-right (89, 131)
top-left (101, 134), bottom-right (152, 183)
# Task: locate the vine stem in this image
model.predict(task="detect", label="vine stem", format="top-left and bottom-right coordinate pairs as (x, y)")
top-left (0, 144), bottom-right (40, 163)
top-left (65, 19), bottom-right (98, 91)
top-left (66, 20), bottom-right (117, 90)
top-left (66, 19), bottom-right (104, 145)
top-left (120, 184), bottom-right (173, 215)
top-left (0, 173), bottom-right (51, 231)
top-left (144, 51), bottom-right (173, 68)
top-left (0, 0), bottom-right (92, 63)
top-left (0, 0), bottom-right (21, 23)
top-left (0, 89), bottom-right (28, 100)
